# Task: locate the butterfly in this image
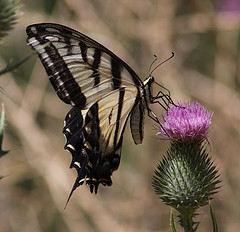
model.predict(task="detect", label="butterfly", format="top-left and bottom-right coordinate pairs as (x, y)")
top-left (26, 23), bottom-right (173, 204)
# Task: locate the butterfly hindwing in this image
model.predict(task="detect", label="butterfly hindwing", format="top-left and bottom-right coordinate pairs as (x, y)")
top-left (63, 88), bottom-right (136, 193)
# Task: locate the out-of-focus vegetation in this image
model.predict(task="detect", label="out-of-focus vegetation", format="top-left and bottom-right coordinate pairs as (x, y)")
top-left (0, 0), bottom-right (240, 231)
top-left (0, 0), bottom-right (19, 42)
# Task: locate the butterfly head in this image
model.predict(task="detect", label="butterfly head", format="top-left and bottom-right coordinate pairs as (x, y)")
top-left (143, 75), bottom-right (155, 86)
top-left (142, 76), bottom-right (155, 103)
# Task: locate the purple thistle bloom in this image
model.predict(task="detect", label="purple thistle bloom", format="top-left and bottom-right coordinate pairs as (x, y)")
top-left (153, 101), bottom-right (220, 230)
top-left (158, 101), bottom-right (213, 143)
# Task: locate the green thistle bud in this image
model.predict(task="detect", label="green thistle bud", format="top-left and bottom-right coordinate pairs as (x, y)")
top-left (153, 143), bottom-right (221, 211)
top-left (0, 0), bottom-right (19, 41)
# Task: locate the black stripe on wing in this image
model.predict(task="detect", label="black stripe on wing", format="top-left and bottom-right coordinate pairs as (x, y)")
top-left (27, 26), bottom-right (87, 107)
top-left (114, 88), bottom-right (125, 147)
top-left (79, 41), bottom-right (88, 62)
top-left (111, 58), bottom-right (122, 90)
top-left (91, 49), bottom-right (102, 86)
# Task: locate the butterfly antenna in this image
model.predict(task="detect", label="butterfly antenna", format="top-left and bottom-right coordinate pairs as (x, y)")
top-left (149, 55), bottom-right (158, 74)
top-left (149, 52), bottom-right (174, 77)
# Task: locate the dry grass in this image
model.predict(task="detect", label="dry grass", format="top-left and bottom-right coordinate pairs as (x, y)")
top-left (0, 0), bottom-right (240, 231)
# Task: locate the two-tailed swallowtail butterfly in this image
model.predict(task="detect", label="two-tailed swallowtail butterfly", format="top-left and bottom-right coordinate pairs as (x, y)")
top-left (26, 23), bottom-right (173, 204)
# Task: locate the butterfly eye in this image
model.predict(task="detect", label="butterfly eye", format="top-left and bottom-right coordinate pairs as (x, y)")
top-left (149, 76), bottom-right (155, 84)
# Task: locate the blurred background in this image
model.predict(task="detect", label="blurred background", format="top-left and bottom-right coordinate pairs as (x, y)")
top-left (0, 0), bottom-right (240, 231)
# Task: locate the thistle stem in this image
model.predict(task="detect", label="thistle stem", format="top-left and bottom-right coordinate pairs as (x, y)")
top-left (178, 209), bottom-right (196, 232)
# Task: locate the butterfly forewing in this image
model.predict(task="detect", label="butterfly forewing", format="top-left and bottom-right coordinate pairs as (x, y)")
top-left (26, 23), bottom-right (142, 110)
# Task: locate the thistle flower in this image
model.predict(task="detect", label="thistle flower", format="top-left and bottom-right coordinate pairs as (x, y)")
top-left (157, 101), bottom-right (213, 144)
top-left (152, 101), bottom-right (220, 231)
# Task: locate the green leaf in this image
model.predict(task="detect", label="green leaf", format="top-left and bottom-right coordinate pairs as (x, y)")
top-left (170, 210), bottom-right (178, 232)
top-left (209, 201), bottom-right (218, 232)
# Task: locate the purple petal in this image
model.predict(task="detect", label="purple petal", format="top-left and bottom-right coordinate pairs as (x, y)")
top-left (158, 101), bottom-right (213, 143)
